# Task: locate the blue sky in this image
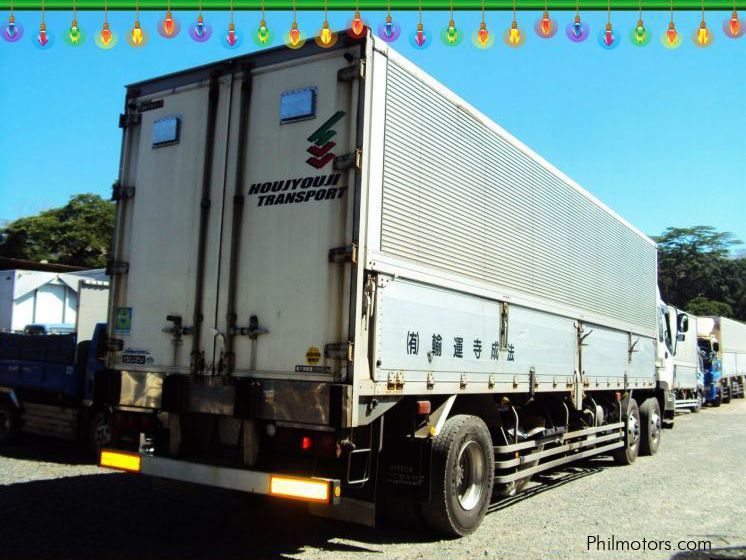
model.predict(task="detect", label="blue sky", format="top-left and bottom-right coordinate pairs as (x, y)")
top-left (1, 9), bottom-right (744, 245)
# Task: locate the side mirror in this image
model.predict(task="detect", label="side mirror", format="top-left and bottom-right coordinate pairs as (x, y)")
top-left (713, 342), bottom-right (720, 353)
top-left (677, 313), bottom-right (689, 333)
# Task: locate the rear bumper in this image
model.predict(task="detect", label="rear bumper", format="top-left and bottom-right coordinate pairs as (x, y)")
top-left (100, 450), bottom-right (341, 505)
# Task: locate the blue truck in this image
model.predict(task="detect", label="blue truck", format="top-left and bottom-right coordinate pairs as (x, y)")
top-left (0, 323), bottom-right (112, 450)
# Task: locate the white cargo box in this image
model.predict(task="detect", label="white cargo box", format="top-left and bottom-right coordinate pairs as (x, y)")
top-left (698, 316), bottom-right (746, 377)
top-left (108, 34), bottom-right (658, 422)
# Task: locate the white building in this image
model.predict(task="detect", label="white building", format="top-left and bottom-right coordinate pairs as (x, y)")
top-left (0, 269), bottom-right (108, 333)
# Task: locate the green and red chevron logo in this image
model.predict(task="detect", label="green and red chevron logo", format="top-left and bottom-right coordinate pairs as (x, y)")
top-left (306, 111), bottom-right (345, 169)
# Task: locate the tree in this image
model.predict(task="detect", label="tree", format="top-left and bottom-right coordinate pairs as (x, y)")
top-left (656, 226), bottom-right (745, 321)
top-left (685, 297), bottom-right (734, 318)
top-left (0, 194), bottom-right (115, 268)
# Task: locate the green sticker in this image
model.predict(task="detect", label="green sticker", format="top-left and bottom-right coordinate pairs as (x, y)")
top-left (115, 307), bottom-right (132, 333)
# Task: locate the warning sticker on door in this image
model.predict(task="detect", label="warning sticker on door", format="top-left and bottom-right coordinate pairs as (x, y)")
top-left (306, 346), bottom-right (321, 365)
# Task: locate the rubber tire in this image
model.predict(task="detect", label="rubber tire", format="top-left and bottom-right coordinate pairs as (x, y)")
top-left (722, 384), bottom-right (731, 405)
top-left (87, 409), bottom-right (112, 453)
top-left (0, 401), bottom-right (21, 444)
top-left (639, 398), bottom-right (661, 456)
top-left (420, 415), bottom-right (494, 537)
top-left (691, 393), bottom-right (702, 413)
top-left (612, 398), bottom-right (641, 466)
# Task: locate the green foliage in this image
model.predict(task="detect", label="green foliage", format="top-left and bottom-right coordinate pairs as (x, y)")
top-left (685, 297), bottom-right (734, 318)
top-left (0, 194), bottom-right (115, 268)
top-left (656, 226), bottom-right (746, 321)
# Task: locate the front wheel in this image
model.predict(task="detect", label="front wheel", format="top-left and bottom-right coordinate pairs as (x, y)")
top-left (639, 398), bottom-right (661, 456)
top-left (421, 415), bottom-right (494, 537)
top-left (612, 398), bottom-right (640, 466)
top-left (0, 401), bottom-right (21, 444)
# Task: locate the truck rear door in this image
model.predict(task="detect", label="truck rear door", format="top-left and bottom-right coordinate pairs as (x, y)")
top-left (109, 77), bottom-right (232, 374)
top-left (215, 46), bottom-right (363, 381)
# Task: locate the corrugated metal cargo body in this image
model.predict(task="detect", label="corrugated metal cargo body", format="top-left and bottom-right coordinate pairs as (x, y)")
top-left (100, 32), bottom-right (664, 536)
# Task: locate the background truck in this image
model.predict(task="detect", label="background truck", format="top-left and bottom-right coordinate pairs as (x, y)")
top-left (0, 280), bottom-right (112, 449)
top-left (697, 316), bottom-right (746, 405)
top-left (99, 32), bottom-right (672, 537)
top-left (667, 306), bottom-right (704, 412)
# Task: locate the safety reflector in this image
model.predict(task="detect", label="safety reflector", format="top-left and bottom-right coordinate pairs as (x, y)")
top-left (269, 475), bottom-right (330, 503)
top-left (100, 450), bottom-right (142, 473)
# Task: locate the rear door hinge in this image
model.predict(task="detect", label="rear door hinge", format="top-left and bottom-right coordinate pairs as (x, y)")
top-left (328, 243), bottom-right (357, 264)
top-left (106, 260), bottom-right (130, 275)
top-left (119, 112), bottom-right (142, 129)
top-left (325, 341), bottom-right (354, 362)
top-left (111, 182), bottom-right (136, 201)
top-left (337, 59), bottom-right (365, 82)
top-left (333, 148), bottom-right (362, 172)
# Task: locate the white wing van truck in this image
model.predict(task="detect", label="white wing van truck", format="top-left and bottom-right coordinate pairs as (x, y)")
top-left (97, 32), bottom-right (679, 536)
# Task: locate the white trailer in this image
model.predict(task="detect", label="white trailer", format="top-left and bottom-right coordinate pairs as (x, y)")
top-left (667, 307), bottom-right (703, 411)
top-left (697, 316), bottom-right (746, 403)
top-left (99, 32), bottom-right (668, 536)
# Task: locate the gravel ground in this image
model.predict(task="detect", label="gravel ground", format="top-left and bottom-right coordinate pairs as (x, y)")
top-left (1, 400), bottom-right (745, 560)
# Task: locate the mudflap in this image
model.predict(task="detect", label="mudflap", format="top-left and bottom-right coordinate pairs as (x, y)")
top-left (379, 436), bottom-right (432, 502)
top-left (662, 389), bottom-right (675, 428)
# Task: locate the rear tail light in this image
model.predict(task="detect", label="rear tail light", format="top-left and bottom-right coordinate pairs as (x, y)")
top-left (301, 436), bottom-right (313, 451)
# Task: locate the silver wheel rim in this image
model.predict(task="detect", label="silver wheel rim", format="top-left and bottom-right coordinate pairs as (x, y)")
top-left (627, 410), bottom-right (640, 449)
top-left (649, 408), bottom-right (661, 445)
top-left (93, 416), bottom-right (111, 449)
top-left (454, 440), bottom-right (485, 511)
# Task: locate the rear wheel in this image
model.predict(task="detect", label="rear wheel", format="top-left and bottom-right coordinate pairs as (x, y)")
top-left (87, 409), bottom-right (112, 453)
top-left (612, 398), bottom-right (640, 466)
top-left (691, 393), bottom-right (703, 413)
top-left (639, 398), bottom-right (661, 456)
top-left (0, 401), bottom-right (21, 444)
top-left (722, 383), bottom-right (731, 404)
top-left (421, 415), bottom-right (494, 537)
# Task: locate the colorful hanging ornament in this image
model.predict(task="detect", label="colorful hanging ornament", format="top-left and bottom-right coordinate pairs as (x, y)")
top-left (629, 0), bottom-right (650, 46)
top-left (566, 0), bottom-right (589, 42)
top-left (315, 0), bottom-right (337, 47)
top-left (189, 0), bottom-right (212, 42)
top-left (409, 0), bottom-right (429, 49)
top-left (504, 0), bottom-right (525, 47)
top-left (158, 0), bottom-right (181, 38)
top-left (440, 0), bottom-right (462, 46)
top-left (127, 0), bottom-right (147, 47)
top-left (597, 0), bottom-right (619, 49)
top-left (661, 0), bottom-right (681, 48)
top-left (221, 0), bottom-right (242, 48)
top-left (285, 0), bottom-right (305, 48)
top-left (347, 0), bottom-right (367, 38)
top-left (64, 0), bottom-right (86, 47)
top-left (95, 0), bottom-right (118, 48)
top-left (34, 0), bottom-right (53, 49)
top-left (252, 0), bottom-right (273, 45)
top-left (723, 0), bottom-right (744, 37)
top-left (2, 0), bottom-right (24, 43)
top-left (534, 0), bottom-right (557, 38)
top-left (692, 0), bottom-right (713, 47)
top-left (472, 0), bottom-right (493, 48)
top-left (377, 0), bottom-right (401, 42)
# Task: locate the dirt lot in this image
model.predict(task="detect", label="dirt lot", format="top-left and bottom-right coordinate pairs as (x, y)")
top-left (1, 400), bottom-right (745, 560)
